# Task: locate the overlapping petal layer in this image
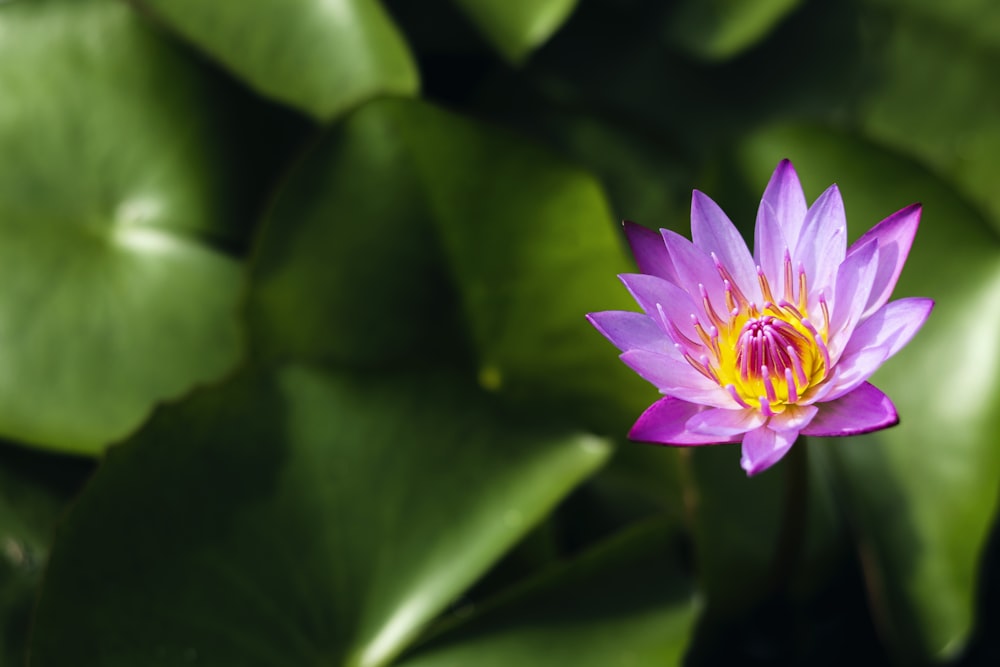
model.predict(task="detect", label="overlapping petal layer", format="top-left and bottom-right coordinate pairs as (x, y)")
top-left (590, 160), bottom-right (932, 474)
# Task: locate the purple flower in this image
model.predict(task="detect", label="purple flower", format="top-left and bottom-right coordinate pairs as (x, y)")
top-left (587, 160), bottom-right (933, 475)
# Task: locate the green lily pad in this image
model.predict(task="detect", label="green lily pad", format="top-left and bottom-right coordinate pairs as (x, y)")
top-left (0, 0), bottom-right (243, 453)
top-left (137, 0), bottom-right (419, 120)
top-left (854, 1), bottom-right (1000, 235)
top-left (249, 97), bottom-right (657, 435)
top-left (395, 520), bottom-right (698, 667)
top-left (450, 0), bottom-right (579, 64)
top-left (739, 123), bottom-right (1000, 661)
top-left (29, 364), bottom-right (611, 667)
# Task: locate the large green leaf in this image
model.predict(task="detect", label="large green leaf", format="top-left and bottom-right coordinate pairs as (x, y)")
top-left (395, 520), bottom-right (698, 667)
top-left (0, 0), bottom-right (243, 453)
top-left (739, 124), bottom-right (1000, 661)
top-left (854, 0), bottom-right (1000, 235)
top-left (450, 0), bottom-right (579, 64)
top-left (137, 0), bottom-right (419, 120)
top-left (398, 101), bottom-right (654, 433)
top-left (29, 365), bottom-right (610, 667)
top-left (249, 97), bottom-right (657, 435)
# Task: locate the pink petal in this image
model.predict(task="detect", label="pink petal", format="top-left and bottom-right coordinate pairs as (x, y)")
top-left (661, 230), bottom-right (728, 316)
top-left (685, 406), bottom-right (765, 437)
top-left (619, 349), bottom-right (736, 408)
top-left (623, 221), bottom-right (677, 282)
top-left (847, 204), bottom-right (921, 319)
top-left (828, 239), bottom-right (879, 360)
top-left (753, 200), bottom-right (792, 296)
top-left (803, 382), bottom-right (898, 436)
top-left (690, 191), bottom-right (760, 303)
top-left (619, 346), bottom-right (700, 382)
top-left (617, 273), bottom-right (701, 345)
top-left (799, 363), bottom-right (843, 405)
top-left (758, 159), bottom-right (808, 251)
top-left (586, 310), bottom-right (671, 354)
top-left (820, 347), bottom-right (889, 402)
top-left (795, 184), bottom-right (847, 293)
top-left (842, 297), bottom-right (934, 360)
top-left (630, 397), bottom-right (741, 445)
top-left (740, 426), bottom-right (798, 476)
top-left (768, 404), bottom-right (819, 432)
top-left (825, 297), bottom-right (933, 400)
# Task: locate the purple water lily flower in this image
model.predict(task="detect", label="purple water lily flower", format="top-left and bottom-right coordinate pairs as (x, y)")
top-left (588, 160), bottom-right (933, 475)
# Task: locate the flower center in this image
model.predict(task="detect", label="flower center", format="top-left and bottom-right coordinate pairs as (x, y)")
top-left (720, 305), bottom-right (825, 410)
top-left (676, 250), bottom-right (831, 413)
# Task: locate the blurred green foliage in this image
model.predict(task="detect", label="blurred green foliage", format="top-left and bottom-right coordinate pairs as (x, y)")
top-left (0, 0), bottom-right (997, 665)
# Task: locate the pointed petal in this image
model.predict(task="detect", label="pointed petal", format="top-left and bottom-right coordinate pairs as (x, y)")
top-left (759, 159), bottom-right (808, 251)
top-left (690, 191), bottom-right (760, 302)
top-left (629, 397), bottom-right (741, 445)
top-left (617, 273), bottom-right (701, 345)
top-left (842, 297), bottom-right (934, 361)
top-left (828, 239), bottom-right (879, 360)
top-left (619, 349), bottom-right (735, 408)
top-left (795, 184), bottom-right (847, 293)
top-left (586, 310), bottom-right (671, 354)
top-left (753, 200), bottom-right (792, 298)
top-left (825, 297), bottom-right (933, 399)
top-left (847, 204), bottom-right (921, 319)
top-left (661, 230), bottom-right (728, 315)
top-left (685, 406), bottom-right (765, 437)
top-left (623, 220), bottom-right (676, 282)
top-left (740, 426), bottom-right (798, 476)
top-left (803, 382), bottom-right (898, 436)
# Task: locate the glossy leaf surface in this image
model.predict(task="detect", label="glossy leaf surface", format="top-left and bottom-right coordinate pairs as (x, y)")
top-left (396, 521), bottom-right (697, 667)
top-left (0, 0), bottom-right (243, 453)
top-left (30, 365), bottom-right (610, 667)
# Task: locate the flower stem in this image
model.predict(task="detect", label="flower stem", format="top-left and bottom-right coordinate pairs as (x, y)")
top-left (768, 437), bottom-right (809, 596)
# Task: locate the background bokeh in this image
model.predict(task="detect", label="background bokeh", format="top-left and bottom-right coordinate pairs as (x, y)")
top-left (0, 0), bottom-right (998, 664)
